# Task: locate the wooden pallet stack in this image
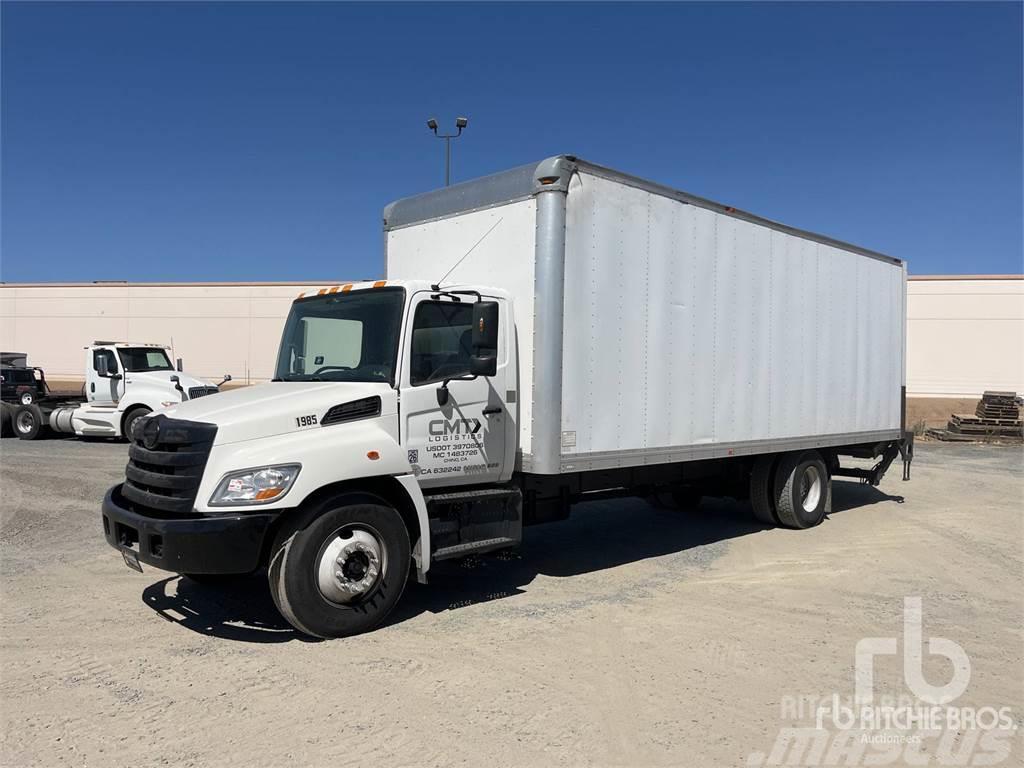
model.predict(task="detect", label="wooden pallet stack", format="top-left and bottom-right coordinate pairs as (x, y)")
top-left (937, 391), bottom-right (1023, 441)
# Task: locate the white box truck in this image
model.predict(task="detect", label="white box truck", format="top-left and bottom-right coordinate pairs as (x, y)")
top-left (101, 156), bottom-right (912, 638)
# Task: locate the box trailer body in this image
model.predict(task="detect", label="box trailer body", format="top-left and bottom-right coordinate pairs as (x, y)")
top-left (384, 156), bottom-right (906, 475)
top-left (100, 156), bottom-right (912, 639)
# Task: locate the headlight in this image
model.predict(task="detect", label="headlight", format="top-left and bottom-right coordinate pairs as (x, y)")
top-left (209, 464), bottom-right (301, 506)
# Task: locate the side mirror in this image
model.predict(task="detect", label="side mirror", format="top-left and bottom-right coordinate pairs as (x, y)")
top-left (176, 358), bottom-right (183, 372)
top-left (470, 354), bottom-right (497, 377)
top-left (97, 356), bottom-right (110, 377)
top-left (472, 301), bottom-right (499, 350)
top-left (471, 301), bottom-right (499, 378)
top-left (223, 374), bottom-right (232, 382)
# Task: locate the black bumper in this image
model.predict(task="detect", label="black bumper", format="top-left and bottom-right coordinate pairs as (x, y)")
top-left (101, 485), bottom-right (280, 575)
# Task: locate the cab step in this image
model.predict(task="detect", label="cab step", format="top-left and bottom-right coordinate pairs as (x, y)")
top-left (425, 486), bottom-right (522, 560)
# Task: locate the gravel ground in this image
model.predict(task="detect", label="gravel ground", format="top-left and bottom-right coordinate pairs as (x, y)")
top-left (1, 437), bottom-right (1021, 767)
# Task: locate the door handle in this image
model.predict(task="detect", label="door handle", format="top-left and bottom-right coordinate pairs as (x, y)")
top-left (482, 406), bottom-right (502, 416)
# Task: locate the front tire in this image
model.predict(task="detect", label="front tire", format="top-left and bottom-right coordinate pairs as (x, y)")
top-left (269, 502), bottom-right (410, 638)
top-left (122, 406), bottom-right (151, 442)
top-left (773, 450), bottom-right (831, 529)
top-left (14, 404), bottom-right (45, 440)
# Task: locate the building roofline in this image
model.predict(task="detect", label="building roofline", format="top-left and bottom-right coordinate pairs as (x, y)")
top-left (0, 280), bottom-right (349, 288)
top-left (908, 274), bottom-right (1023, 281)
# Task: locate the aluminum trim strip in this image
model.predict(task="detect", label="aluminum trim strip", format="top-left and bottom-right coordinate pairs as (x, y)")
top-left (558, 430), bottom-right (903, 473)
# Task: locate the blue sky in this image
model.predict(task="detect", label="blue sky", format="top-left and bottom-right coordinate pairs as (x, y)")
top-left (2, 1), bottom-right (1021, 282)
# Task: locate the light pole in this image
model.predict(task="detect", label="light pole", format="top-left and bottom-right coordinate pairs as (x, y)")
top-left (426, 116), bottom-right (468, 186)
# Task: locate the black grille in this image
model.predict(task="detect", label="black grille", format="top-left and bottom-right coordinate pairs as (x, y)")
top-left (322, 396), bottom-right (381, 426)
top-left (188, 386), bottom-right (219, 399)
top-left (121, 415), bottom-right (217, 517)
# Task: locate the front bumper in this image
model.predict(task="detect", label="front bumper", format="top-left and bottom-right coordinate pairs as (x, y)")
top-left (101, 485), bottom-right (280, 574)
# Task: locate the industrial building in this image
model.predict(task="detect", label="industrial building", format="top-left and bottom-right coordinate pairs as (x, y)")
top-left (1, 275), bottom-right (1021, 399)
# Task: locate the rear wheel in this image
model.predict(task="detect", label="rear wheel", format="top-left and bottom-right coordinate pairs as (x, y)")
top-left (14, 404), bottom-right (45, 440)
top-left (269, 502), bottom-right (410, 638)
top-left (773, 450), bottom-right (831, 529)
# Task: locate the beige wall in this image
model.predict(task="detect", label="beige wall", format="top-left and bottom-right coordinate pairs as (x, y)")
top-left (0, 282), bottom-right (338, 384)
top-left (907, 276), bottom-right (1024, 397)
top-left (2, 275), bottom-right (1022, 396)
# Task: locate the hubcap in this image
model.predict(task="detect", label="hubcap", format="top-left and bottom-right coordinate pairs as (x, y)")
top-left (316, 526), bottom-right (386, 605)
top-left (15, 411), bottom-right (34, 434)
top-left (20, 393), bottom-right (32, 405)
top-left (799, 465), bottom-right (822, 512)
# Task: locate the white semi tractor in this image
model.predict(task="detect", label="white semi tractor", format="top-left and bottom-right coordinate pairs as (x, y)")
top-left (101, 157), bottom-right (913, 638)
top-left (12, 342), bottom-right (225, 440)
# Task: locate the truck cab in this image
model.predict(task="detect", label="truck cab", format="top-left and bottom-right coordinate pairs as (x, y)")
top-left (75, 342), bottom-right (221, 438)
top-left (101, 281), bottom-right (519, 637)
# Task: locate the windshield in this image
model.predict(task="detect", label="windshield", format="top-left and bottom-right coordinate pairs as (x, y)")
top-left (274, 288), bottom-right (405, 384)
top-left (117, 348), bottom-right (174, 372)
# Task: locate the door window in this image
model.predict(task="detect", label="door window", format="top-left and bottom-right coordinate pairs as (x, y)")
top-left (409, 302), bottom-right (474, 385)
top-left (93, 349), bottom-right (118, 374)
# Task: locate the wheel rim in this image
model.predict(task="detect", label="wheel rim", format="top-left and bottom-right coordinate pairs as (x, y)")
top-left (20, 393), bottom-right (32, 405)
top-left (799, 465), bottom-right (822, 512)
top-left (15, 411), bottom-right (34, 434)
top-left (315, 524), bottom-right (387, 606)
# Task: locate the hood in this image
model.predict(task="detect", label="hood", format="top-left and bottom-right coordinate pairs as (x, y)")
top-left (127, 370), bottom-right (209, 392)
top-left (162, 381), bottom-right (396, 446)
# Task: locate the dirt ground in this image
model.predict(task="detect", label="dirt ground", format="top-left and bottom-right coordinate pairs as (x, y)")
top-left (1, 437), bottom-right (1021, 767)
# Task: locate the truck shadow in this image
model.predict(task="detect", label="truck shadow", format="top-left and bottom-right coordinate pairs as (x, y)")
top-left (138, 480), bottom-right (900, 643)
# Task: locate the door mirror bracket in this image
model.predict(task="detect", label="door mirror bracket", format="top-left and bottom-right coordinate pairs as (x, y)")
top-left (436, 373), bottom-right (477, 406)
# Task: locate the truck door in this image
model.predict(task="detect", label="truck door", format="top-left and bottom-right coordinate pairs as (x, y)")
top-left (88, 347), bottom-right (123, 404)
top-left (399, 293), bottom-right (509, 488)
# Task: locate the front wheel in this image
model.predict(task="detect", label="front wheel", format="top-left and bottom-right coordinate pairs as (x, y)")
top-left (121, 406), bottom-right (151, 442)
top-left (269, 502), bottom-right (410, 638)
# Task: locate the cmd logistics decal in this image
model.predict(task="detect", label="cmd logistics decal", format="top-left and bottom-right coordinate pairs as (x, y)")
top-left (412, 418), bottom-right (494, 475)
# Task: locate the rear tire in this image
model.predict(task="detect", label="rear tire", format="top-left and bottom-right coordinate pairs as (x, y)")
top-left (750, 454), bottom-right (779, 525)
top-left (14, 404), bottom-right (45, 440)
top-left (269, 502), bottom-right (410, 639)
top-left (773, 450), bottom-right (830, 529)
top-left (122, 406), bottom-right (151, 442)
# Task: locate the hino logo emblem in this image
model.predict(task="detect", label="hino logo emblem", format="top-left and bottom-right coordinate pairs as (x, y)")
top-left (142, 418), bottom-right (160, 448)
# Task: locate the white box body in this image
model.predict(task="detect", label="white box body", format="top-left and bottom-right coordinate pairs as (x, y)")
top-left (385, 157), bottom-right (905, 474)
